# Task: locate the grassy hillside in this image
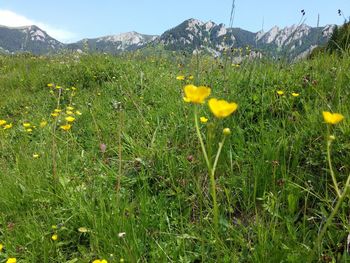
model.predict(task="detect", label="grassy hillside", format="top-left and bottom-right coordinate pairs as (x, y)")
top-left (0, 51), bottom-right (350, 262)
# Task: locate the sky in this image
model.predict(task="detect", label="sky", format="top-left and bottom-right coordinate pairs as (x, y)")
top-left (0, 1), bottom-right (348, 43)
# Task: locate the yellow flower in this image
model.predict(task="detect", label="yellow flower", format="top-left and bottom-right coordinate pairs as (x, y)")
top-left (75, 110), bottom-right (82, 116)
top-left (51, 113), bottom-right (59, 117)
top-left (65, 116), bottom-right (75, 122)
top-left (6, 258), bottom-right (16, 263)
top-left (40, 121), bottom-right (48, 128)
top-left (0, 243), bottom-right (3, 252)
top-left (26, 128), bottom-right (33, 133)
top-left (71, 87), bottom-right (77, 91)
top-left (92, 260), bottom-right (108, 263)
top-left (55, 85), bottom-right (62, 89)
top-left (200, 117), bottom-right (208, 123)
top-left (322, 111), bottom-right (344, 125)
top-left (54, 109), bottom-right (62, 113)
top-left (66, 106), bottom-right (74, 111)
top-left (33, 153), bottom-right (39, 158)
top-left (60, 124), bottom-right (72, 131)
top-left (188, 75), bottom-right (194, 80)
top-left (23, 122), bottom-right (31, 128)
top-left (176, 75), bottom-right (185, 80)
top-left (291, 92), bottom-right (300, 97)
top-left (223, 128), bottom-right (231, 135)
top-left (276, 90), bottom-right (284, 95)
top-left (47, 83), bottom-right (54, 87)
top-left (51, 234), bottom-right (58, 241)
top-left (0, 120), bottom-right (6, 126)
top-left (183, 85), bottom-right (211, 104)
top-left (3, 123), bottom-right (12, 130)
top-left (208, 98), bottom-right (238, 118)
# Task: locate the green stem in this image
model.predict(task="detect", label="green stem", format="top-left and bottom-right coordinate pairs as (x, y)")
top-left (326, 126), bottom-right (341, 197)
top-left (194, 108), bottom-right (211, 171)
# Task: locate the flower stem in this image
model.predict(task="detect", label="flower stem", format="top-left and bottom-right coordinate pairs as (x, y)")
top-left (326, 126), bottom-right (341, 197)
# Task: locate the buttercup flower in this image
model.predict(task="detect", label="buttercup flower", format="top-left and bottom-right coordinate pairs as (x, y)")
top-left (6, 258), bottom-right (16, 263)
top-left (65, 116), bottom-right (75, 122)
top-left (3, 123), bottom-right (12, 130)
top-left (0, 243), bottom-right (3, 252)
top-left (0, 120), bottom-right (6, 126)
top-left (276, 90), bottom-right (284, 95)
top-left (200, 117), bottom-right (208, 123)
top-left (291, 92), bottom-right (300, 97)
top-left (208, 98), bottom-right (238, 118)
top-left (23, 123), bottom-right (31, 128)
top-left (51, 234), bottom-right (58, 241)
top-left (40, 121), bottom-right (48, 128)
top-left (92, 259), bottom-right (108, 263)
top-left (75, 110), bottom-right (82, 116)
top-left (322, 111), bottom-right (344, 125)
top-left (60, 124), bottom-right (72, 131)
top-left (183, 85), bottom-right (211, 104)
top-left (33, 153), bottom-right (40, 158)
top-left (176, 75), bottom-right (185, 80)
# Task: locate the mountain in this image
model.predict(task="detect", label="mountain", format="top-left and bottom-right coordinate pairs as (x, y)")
top-left (0, 25), bottom-right (63, 54)
top-left (67, 31), bottom-right (157, 53)
top-left (0, 19), bottom-right (336, 59)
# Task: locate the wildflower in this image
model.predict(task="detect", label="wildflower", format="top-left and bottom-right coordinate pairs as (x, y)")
top-left (78, 227), bottom-right (88, 233)
top-left (6, 258), bottom-right (16, 263)
top-left (183, 85), bottom-right (211, 104)
top-left (60, 124), bottom-right (72, 131)
top-left (118, 232), bottom-right (126, 238)
top-left (200, 117), bottom-right (208, 123)
top-left (75, 110), bottom-right (82, 116)
top-left (47, 83), bottom-right (54, 87)
top-left (51, 113), bottom-right (59, 117)
top-left (23, 123), bottom-right (31, 128)
top-left (66, 106), bottom-right (74, 111)
top-left (3, 123), bottom-right (12, 130)
top-left (66, 110), bottom-right (74, 115)
top-left (54, 109), bottom-right (62, 113)
top-left (0, 243), bottom-right (3, 252)
top-left (223, 128), bottom-right (231, 135)
top-left (55, 85), bottom-right (62, 89)
top-left (291, 92), bottom-right (300, 97)
top-left (92, 260), bottom-right (108, 263)
top-left (322, 111), bottom-right (344, 125)
top-left (188, 75), bottom-right (194, 80)
top-left (65, 116), bottom-right (75, 123)
top-left (33, 153), bottom-right (39, 158)
top-left (52, 225), bottom-right (57, 230)
top-left (0, 120), bottom-right (6, 126)
top-left (71, 87), bottom-right (77, 91)
top-left (97, 92), bottom-right (101, 96)
top-left (51, 234), bottom-right (58, 241)
top-left (276, 90), bottom-right (284, 96)
top-left (208, 98), bottom-right (238, 118)
top-left (40, 121), bottom-right (48, 128)
top-left (329, 135), bottom-right (336, 141)
top-left (26, 128), bottom-right (33, 133)
top-left (176, 75), bottom-right (185, 81)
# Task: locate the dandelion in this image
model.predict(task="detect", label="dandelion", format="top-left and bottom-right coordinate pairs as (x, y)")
top-left (51, 234), bottom-right (58, 241)
top-left (291, 92), bottom-right (300, 97)
top-left (176, 75), bottom-right (185, 80)
top-left (23, 122), bottom-right (31, 128)
top-left (60, 124), bottom-right (72, 131)
top-left (183, 85), bottom-right (211, 104)
top-left (223, 128), bottom-right (231, 135)
top-left (6, 258), bottom-right (16, 263)
top-left (0, 120), bottom-right (6, 126)
top-left (276, 90), bottom-right (284, 96)
top-left (33, 153), bottom-right (40, 158)
top-left (208, 98), bottom-right (238, 118)
top-left (322, 111), bottom-right (344, 125)
top-left (40, 121), bottom-right (48, 128)
top-left (3, 123), bottom-right (12, 130)
top-left (65, 116), bottom-right (75, 123)
top-left (200, 117), bottom-right (208, 123)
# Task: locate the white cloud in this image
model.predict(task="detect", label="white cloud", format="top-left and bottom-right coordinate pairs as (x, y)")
top-left (0, 9), bottom-right (76, 43)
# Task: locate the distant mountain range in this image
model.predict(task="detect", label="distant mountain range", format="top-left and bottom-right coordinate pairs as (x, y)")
top-left (0, 18), bottom-right (335, 59)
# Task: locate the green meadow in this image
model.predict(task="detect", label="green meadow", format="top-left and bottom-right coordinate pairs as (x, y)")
top-left (0, 50), bottom-right (349, 262)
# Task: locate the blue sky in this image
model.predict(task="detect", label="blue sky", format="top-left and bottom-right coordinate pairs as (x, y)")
top-left (0, 0), bottom-right (348, 43)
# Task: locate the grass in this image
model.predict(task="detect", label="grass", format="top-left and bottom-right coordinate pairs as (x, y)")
top-left (0, 50), bottom-right (350, 262)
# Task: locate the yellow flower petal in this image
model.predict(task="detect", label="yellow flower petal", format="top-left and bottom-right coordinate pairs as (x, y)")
top-left (291, 92), bottom-right (300, 97)
top-left (200, 117), bottom-right (208, 123)
top-left (65, 116), bottom-right (75, 122)
top-left (60, 124), bottom-right (72, 131)
top-left (322, 111), bottom-right (344, 125)
top-left (0, 120), bottom-right (7, 126)
top-left (183, 85), bottom-right (211, 104)
top-left (276, 90), bottom-right (284, 95)
top-left (208, 98), bottom-right (238, 118)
